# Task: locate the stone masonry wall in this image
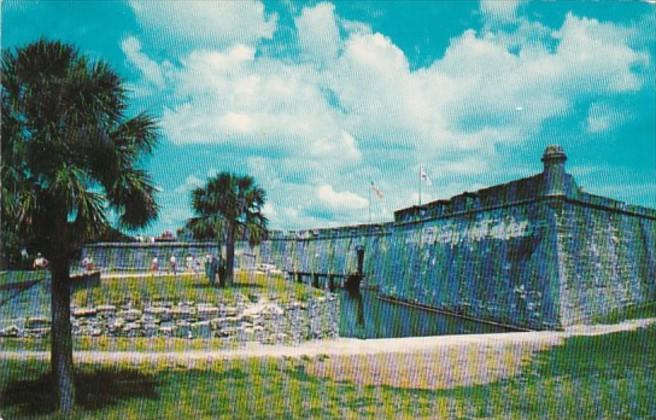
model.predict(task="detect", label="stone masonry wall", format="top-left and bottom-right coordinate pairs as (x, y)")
top-left (250, 201), bottom-right (562, 330)
top-left (255, 224), bottom-right (392, 288)
top-left (377, 200), bottom-right (562, 330)
top-left (556, 199), bottom-right (656, 326)
top-left (81, 242), bottom-right (255, 272)
top-left (1, 293), bottom-right (339, 344)
top-left (253, 146), bottom-right (655, 330)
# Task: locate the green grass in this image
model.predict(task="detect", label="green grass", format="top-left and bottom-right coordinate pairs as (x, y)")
top-left (593, 301), bottom-right (656, 324)
top-left (2, 326), bottom-right (655, 418)
top-left (0, 270), bottom-right (45, 288)
top-left (71, 271), bottom-right (324, 307)
top-left (0, 336), bottom-right (240, 352)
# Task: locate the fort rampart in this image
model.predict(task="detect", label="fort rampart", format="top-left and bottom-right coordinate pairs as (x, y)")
top-left (83, 146), bottom-right (656, 330)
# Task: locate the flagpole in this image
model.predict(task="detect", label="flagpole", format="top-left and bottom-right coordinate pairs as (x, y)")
top-left (368, 183), bottom-right (372, 223)
top-left (418, 166), bottom-right (422, 206)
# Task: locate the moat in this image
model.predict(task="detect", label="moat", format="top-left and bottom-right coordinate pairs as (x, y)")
top-left (338, 288), bottom-right (514, 339)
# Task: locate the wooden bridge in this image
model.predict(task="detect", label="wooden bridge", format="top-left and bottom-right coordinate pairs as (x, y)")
top-left (286, 245), bottom-right (366, 291)
top-left (287, 271), bottom-right (363, 291)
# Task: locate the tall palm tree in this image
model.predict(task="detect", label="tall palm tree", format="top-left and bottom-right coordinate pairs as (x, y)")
top-left (1, 40), bottom-right (159, 414)
top-left (186, 173), bottom-right (268, 286)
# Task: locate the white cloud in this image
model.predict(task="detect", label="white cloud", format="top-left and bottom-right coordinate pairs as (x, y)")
top-left (143, 9), bottom-right (646, 158)
top-left (128, 1), bottom-right (277, 48)
top-left (262, 202), bottom-right (278, 219)
top-left (295, 2), bottom-right (341, 63)
top-left (158, 45), bottom-right (365, 167)
top-left (121, 36), bottom-right (165, 88)
top-left (125, 3), bottom-right (651, 230)
top-left (316, 184), bottom-right (368, 210)
top-left (310, 131), bottom-right (361, 161)
top-left (585, 102), bottom-right (628, 133)
top-left (552, 13), bottom-right (648, 92)
top-left (480, 0), bottom-right (521, 23)
top-left (173, 175), bottom-right (204, 194)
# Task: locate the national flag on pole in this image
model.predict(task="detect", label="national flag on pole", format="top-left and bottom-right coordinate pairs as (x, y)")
top-left (420, 165), bottom-right (432, 186)
top-left (370, 181), bottom-right (384, 200)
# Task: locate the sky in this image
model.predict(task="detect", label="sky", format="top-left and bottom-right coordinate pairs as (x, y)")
top-left (3, 0), bottom-right (655, 235)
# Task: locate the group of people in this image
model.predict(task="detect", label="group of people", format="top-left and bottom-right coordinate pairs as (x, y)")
top-left (149, 254), bottom-right (218, 279)
top-left (28, 251), bottom-right (223, 286)
top-left (150, 255), bottom-right (185, 274)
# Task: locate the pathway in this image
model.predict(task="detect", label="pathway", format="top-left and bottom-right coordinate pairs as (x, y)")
top-left (2, 318), bottom-right (654, 390)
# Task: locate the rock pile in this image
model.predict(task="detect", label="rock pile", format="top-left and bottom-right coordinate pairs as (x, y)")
top-left (1, 293), bottom-right (339, 345)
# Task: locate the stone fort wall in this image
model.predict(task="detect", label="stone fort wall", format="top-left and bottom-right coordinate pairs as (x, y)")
top-left (556, 194), bottom-right (656, 325)
top-left (82, 146), bottom-right (656, 330)
top-left (252, 146), bottom-right (656, 329)
top-left (80, 242), bottom-right (255, 272)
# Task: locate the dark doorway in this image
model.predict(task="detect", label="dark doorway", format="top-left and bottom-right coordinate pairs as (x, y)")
top-left (356, 246), bottom-right (364, 275)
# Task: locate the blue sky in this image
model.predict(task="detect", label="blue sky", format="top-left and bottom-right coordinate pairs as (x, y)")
top-left (3, 1), bottom-right (655, 235)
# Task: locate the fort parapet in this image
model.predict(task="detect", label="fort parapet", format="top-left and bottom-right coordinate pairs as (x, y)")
top-left (83, 146), bottom-right (656, 330)
top-left (255, 145), bottom-right (656, 329)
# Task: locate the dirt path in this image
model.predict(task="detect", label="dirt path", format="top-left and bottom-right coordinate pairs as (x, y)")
top-left (2, 318), bottom-right (654, 390)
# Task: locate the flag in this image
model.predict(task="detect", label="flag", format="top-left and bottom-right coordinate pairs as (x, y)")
top-left (371, 181), bottom-right (384, 200)
top-left (420, 165), bottom-right (432, 186)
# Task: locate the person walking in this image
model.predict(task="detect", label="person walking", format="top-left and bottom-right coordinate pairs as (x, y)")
top-left (185, 254), bottom-right (194, 272)
top-left (205, 254), bottom-right (217, 285)
top-left (150, 256), bottom-right (159, 272)
top-left (193, 256), bottom-right (201, 274)
top-left (169, 255), bottom-right (177, 275)
top-left (33, 252), bottom-right (48, 270)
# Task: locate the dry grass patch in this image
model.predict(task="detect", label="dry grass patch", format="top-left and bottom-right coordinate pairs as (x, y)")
top-left (304, 340), bottom-right (555, 390)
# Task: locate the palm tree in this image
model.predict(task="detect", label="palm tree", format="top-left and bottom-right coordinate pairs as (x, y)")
top-left (186, 173), bottom-right (268, 286)
top-left (1, 40), bottom-right (159, 414)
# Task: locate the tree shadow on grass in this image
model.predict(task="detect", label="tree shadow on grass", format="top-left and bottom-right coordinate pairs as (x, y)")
top-left (1, 366), bottom-right (159, 416)
top-left (190, 283), bottom-right (265, 290)
top-left (230, 283), bottom-right (266, 290)
top-left (0, 280), bottom-right (40, 292)
top-left (217, 367), bottom-right (248, 380)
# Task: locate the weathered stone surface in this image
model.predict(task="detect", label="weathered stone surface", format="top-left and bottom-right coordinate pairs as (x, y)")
top-left (122, 322), bottom-right (141, 337)
top-left (108, 318), bottom-right (125, 332)
top-left (175, 321), bottom-right (192, 338)
top-left (73, 307), bottom-right (97, 317)
top-left (143, 323), bottom-right (159, 337)
top-left (25, 317), bottom-right (50, 329)
top-left (222, 306), bottom-right (239, 317)
top-left (118, 309), bottom-right (142, 322)
top-left (197, 305), bottom-right (219, 320)
top-left (190, 321), bottom-right (212, 338)
top-left (171, 307), bottom-right (195, 320)
top-left (0, 325), bottom-right (21, 337)
top-left (24, 327), bottom-right (50, 338)
top-left (96, 304), bottom-right (117, 314)
top-left (144, 306), bottom-right (171, 321)
top-left (7, 286), bottom-right (338, 343)
top-left (157, 326), bottom-right (173, 336)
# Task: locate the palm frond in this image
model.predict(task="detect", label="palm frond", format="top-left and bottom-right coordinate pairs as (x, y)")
top-left (188, 172), bottom-right (269, 247)
top-left (2, 39), bottom-right (160, 260)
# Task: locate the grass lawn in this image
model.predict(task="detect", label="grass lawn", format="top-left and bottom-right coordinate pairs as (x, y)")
top-left (1, 326), bottom-right (655, 418)
top-left (0, 336), bottom-right (240, 352)
top-left (594, 301), bottom-right (656, 324)
top-left (0, 271), bottom-right (46, 289)
top-left (72, 271), bottom-right (324, 307)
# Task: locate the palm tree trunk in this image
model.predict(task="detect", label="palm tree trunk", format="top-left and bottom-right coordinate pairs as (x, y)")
top-left (216, 240), bottom-right (225, 288)
top-left (50, 258), bottom-right (75, 414)
top-left (225, 223), bottom-right (236, 286)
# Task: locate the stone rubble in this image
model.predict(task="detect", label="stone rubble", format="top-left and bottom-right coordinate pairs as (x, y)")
top-left (1, 292), bottom-right (339, 345)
